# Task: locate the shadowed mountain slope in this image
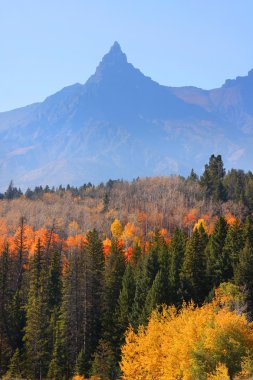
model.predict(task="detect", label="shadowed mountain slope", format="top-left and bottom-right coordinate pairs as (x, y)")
top-left (0, 42), bottom-right (253, 190)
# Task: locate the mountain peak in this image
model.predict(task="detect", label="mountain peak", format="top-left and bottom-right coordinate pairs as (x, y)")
top-left (109, 41), bottom-right (123, 53)
top-left (101, 41), bottom-right (127, 66)
top-left (85, 41), bottom-right (131, 85)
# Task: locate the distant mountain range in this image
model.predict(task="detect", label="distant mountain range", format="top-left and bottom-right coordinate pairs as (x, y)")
top-left (0, 41), bottom-right (253, 190)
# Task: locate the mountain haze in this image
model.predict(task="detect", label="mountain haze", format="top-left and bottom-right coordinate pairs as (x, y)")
top-left (0, 42), bottom-right (253, 190)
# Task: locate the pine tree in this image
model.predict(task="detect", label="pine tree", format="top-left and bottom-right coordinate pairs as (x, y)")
top-left (59, 245), bottom-right (87, 376)
top-left (157, 236), bottom-right (170, 304)
top-left (75, 349), bottom-right (86, 376)
top-left (23, 239), bottom-right (50, 379)
top-left (10, 218), bottom-right (28, 351)
top-left (206, 217), bottom-right (228, 288)
top-left (48, 245), bottom-right (62, 312)
top-left (85, 229), bottom-right (105, 359)
top-left (90, 339), bottom-right (116, 380)
top-left (169, 228), bottom-right (186, 305)
top-left (6, 348), bottom-right (22, 379)
top-left (103, 239), bottom-right (126, 347)
top-left (0, 243), bottom-right (12, 376)
top-left (222, 220), bottom-right (243, 279)
top-left (47, 320), bottom-right (65, 379)
top-left (116, 264), bottom-right (135, 345)
top-left (200, 154), bottom-right (226, 201)
top-left (242, 216), bottom-right (253, 245)
top-left (180, 229), bottom-right (208, 304)
top-left (131, 248), bottom-right (159, 327)
top-left (234, 241), bottom-right (253, 312)
top-left (59, 230), bottom-right (105, 377)
top-left (187, 168), bottom-right (198, 182)
top-left (144, 270), bottom-right (164, 316)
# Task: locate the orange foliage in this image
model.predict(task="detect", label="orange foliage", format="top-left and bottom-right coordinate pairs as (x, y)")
top-left (225, 211), bottom-right (237, 225)
top-left (183, 208), bottom-right (198, 227)
top-left (124, 247), bottom-right (133, 262)
top-left (117, 239), bottom-right (125, 249)
top-left (164, 237), bottom-right (171, 244)
top-left (66, 234), bottom-right (87, 249)
top-left (159, 228), bottom-right (168, 236)
top-left (29, 228), bottom-right (60, 257)
top-left (103, 238), bottom-right (111, 257)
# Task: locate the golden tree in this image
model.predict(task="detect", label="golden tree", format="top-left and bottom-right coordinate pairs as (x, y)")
top-left (110, 219), bottom-right (123, 238)
top-left (120, 293), bottom-right (253, 379)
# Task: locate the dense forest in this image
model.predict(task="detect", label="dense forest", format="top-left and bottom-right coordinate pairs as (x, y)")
top-left (1, 155), bottom-right (253, 379)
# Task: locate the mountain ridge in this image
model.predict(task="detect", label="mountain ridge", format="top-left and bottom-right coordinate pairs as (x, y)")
top-left (0, 42), bottom-right (253, 190)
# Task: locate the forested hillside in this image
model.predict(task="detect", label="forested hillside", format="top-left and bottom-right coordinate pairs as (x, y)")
top-left (1, 156), bottom-right (253, 379)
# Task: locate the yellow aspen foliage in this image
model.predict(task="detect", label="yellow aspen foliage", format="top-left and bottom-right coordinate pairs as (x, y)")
top-left (110, 219), bottom-right (123, 238)
top-left (120, 295), bottom-right (253, 380)
top-left (207, 363), bottom-right (230, 379)
top-left (122, 222), bottom-right (135, 242)
top-left (193, 218), bottom-right (208, 233)
top-left (72, 376), bottom-right (85, 380)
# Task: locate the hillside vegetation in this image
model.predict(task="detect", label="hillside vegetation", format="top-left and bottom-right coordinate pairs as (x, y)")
top-left (1, 156), bottom-right (253, 379)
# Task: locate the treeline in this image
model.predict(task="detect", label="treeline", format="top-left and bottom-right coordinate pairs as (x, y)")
top-left (3, 155), bottom-right (253, 214)
top-left (1, 214), bottom-right (253, 379)
top-left (1, 155), bottom-right (253, 242)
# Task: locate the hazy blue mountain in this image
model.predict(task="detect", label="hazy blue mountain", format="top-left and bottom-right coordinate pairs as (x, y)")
top-left (0, 41), bottom-right (253, 190)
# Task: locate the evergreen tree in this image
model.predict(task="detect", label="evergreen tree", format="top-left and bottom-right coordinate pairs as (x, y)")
top-left (103, 239), bottom-right (126, 348)
top-left (48, 245), bottom-right (62, 312)
top-left (23, 239), bottom-right (50, 379)
top-left (90, 339), bottom-right (116, 380)
top-left (47, 320), bottom-right (65, 379)
top-left (4, 180), bottom-right (23, 200)
top-left (144, 270), bottom-right (164, 316)
top-left (59, 245), bottom-right (88, 376)
top-left (60, 230), bottom-right (105, 376)
top-left (131, 248), bottom-right (159, 327)
top-left (0, 244), bottom-right (12, 376)
top-left (187, 168), bottom-right (198, 182)
top-left (117, 263), bottom-right (135, 336)
top-left (206, 217), bottom-right (228, 288)
top-left (6, 348), bottom-right (22, 379)
top-left (234, 241), bottom-right (253, 312)
top-left (75, 349), bottom-right (86, 376)
top-left (222, 220), bottom-right (243, 279)
top-left (10, 218), bottom-right (28, 351)
top-left (156, 236), bottom-right (170, 304)
top-left (180, 228), bottom-right (208, 304)
top-left (169, 228), bottom-right (186, 305)
top-left (200, 154), bottom-right (226, 201)
top-left (85, 229), bottom-right (105, 359)
top-left (131, 243), bottom-right (141, 266)
top-left (242, 216), bottom-right (253, 245)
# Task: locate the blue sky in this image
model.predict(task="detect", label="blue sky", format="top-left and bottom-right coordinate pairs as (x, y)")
top-left (1, 0), bottom-right (253, 112)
